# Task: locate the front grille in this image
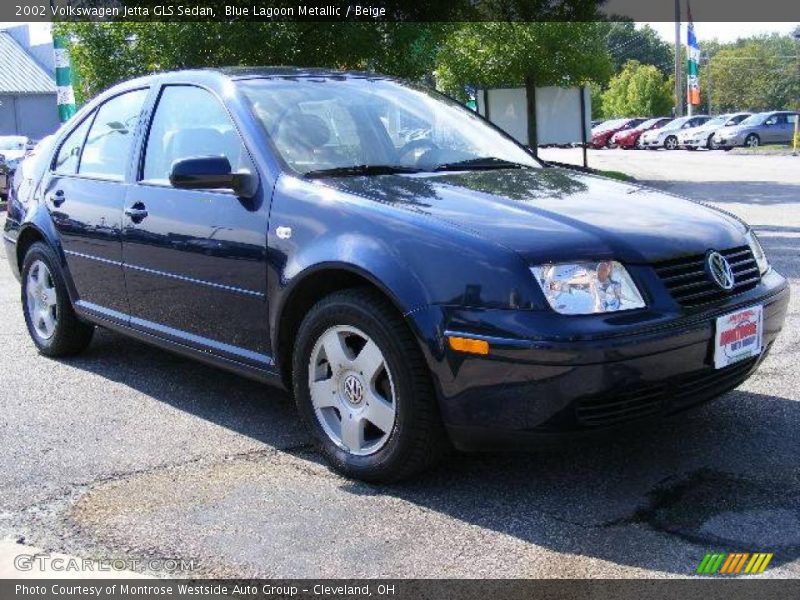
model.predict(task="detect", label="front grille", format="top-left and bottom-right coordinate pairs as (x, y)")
top-left (653, 245), bottom-right (761, 307)
top-left (576, 357), bottom-right (758, 428)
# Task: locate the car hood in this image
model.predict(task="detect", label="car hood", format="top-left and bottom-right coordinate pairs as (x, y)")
top-left (322, 168), bottom-right (746, 264)
top-left (681, 124), bottom-right (713, 135)
top-left (717, 125), bottom-right (752, 136)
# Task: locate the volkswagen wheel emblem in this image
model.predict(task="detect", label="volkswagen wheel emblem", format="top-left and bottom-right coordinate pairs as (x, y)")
top-left (343, 374), bottom-right (364, 405)
top-left (707, 251), bottom-right (735, 290)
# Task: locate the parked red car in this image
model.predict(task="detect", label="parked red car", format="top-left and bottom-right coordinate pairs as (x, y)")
top-left (611, 117), bottom-right (673, 149)
top-left (590, 118), bottom-right (646, 148)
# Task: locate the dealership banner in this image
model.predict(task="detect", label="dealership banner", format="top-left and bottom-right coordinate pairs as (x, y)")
top-left (53, 34), bottom-right (77, 122)
top-left (3, 0), bottom-right (800, 22)
top-left (686, 17), bottom-right (701, 106)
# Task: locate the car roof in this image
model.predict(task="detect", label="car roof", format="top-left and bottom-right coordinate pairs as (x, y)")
top-left (118, 66), bottom-right (386, 87)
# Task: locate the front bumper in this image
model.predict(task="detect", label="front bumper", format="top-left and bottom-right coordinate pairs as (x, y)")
top-left (641, 136), bottom-right (664, 148)
top-left (414, 271), bottom-right (789, 450)
top-left (713, 133), bottom-right (745, 148)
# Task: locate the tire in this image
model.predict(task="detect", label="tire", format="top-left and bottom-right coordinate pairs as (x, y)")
top-left (664, 136), bottom-right (678, 150)
top-left (292, 287), bottom-right (448, 482)
top-left (708, 134), bottom-right (719, 150)
top-left (745, 134), bottom-right (760, 148)
top-left (21, 242), bottom-right (94, 356)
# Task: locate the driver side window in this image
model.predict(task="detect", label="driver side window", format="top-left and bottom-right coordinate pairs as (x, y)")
top-left (142, 85), bottom-right (252, 184)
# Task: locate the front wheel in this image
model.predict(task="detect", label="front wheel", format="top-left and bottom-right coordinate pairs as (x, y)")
top-left (293, 288), bottom-right (447, 482)
top-left (708, 134), bottom-right (719, 150)
top-left (21, 242), bottom-right (94, 356)
top-left (745, 134), bottom-right (760, 148)
top-left (664, 136), bottom-right (678, 150)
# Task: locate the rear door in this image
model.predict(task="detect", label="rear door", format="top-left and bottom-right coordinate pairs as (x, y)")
top-left (121, 84), bottom-right (270, 365)
top-left (761, 113), bottom-right (783, 143)
top-left (44, 88), bottom-right (149, 317)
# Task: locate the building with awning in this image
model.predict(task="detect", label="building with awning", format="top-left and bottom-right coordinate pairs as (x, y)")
top-left (0, 25), bottom-right (60, 140)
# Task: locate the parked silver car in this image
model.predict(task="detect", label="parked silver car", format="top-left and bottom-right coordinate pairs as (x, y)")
top-left (639, 115), bottom-right (710, 150)
top-left (678, 113), bottom-right (752, 150)
top-left (713, 111), bottom-right (799, 149)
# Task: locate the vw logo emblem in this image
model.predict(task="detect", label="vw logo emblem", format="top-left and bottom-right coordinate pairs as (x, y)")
top-left (343, 374), bottom-right (364, 405)
top-left (706, 251), bottom-right (735, 290)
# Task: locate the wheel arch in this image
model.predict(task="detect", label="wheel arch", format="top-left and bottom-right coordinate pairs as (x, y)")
top-left (273, 262), bottom-right (428, 389)
top-left (16, 223), bottom-right (51, 273)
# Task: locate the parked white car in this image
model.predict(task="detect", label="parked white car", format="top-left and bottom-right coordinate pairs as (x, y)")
top-left (639, 115), bottom-right (710, 150)
top-left (678, 113), bottom-right (752, 150)
top-left (0, 136), bottom-right (32, 198)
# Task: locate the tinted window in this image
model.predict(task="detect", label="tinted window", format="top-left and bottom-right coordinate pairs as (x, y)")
top-left (143, 86), bottom-right (252, 183)
top-left (54, 115), bottom-right (93, 175)
top-left (79, 89), bottom-right (148, 181)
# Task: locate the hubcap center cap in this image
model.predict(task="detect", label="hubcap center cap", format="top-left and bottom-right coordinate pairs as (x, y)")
top-left (341, 373), bottom-right (365, 406)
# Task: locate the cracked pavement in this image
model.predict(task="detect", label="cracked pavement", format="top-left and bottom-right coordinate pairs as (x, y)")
top-left (1, 150), bottom-right (799, 577)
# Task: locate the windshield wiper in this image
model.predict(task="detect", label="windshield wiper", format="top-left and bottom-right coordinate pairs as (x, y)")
top-left (433, 157), bottom-right (528, 172)
top-left (303, 164), bottom-right (421, 178)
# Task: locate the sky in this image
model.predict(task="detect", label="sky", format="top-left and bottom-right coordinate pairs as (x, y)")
top-left (643, 21), bottom-right (798, 43)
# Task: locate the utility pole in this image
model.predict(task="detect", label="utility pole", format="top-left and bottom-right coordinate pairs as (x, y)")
top-left (674, 0), bottom-right (683, 117)
top-left (705, 52), bottom-right (712, 115)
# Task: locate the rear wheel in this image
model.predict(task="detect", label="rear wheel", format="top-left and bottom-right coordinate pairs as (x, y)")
top-left (21, 242), bottom-right (94, 356)
top-left (292, 288), bottom-right (448, 482)
top-left (664, 136), bottom-right (678, 150)
top-left (745, 134), bottom-right (760, 148)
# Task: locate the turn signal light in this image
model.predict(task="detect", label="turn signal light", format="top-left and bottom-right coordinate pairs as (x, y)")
top-left (447, 336), bottom-right (489, 355)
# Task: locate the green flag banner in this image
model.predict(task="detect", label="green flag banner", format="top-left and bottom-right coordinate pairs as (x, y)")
top-left (53, 35), bottom-right (77, 122)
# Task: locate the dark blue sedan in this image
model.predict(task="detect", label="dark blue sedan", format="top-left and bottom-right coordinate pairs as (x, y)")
top-left (3, 68), bottom-right (789, 481)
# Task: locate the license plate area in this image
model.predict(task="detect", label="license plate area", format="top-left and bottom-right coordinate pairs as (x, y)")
top-left (714, 305), bottom-right (763, 369)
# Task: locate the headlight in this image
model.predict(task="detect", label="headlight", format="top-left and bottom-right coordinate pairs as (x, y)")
top-left (745, 230), bottom-right (769, 275)
top-left (531, 261), bottom-right (646, 315)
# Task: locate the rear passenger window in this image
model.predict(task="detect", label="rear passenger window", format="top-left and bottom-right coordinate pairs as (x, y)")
top-left (54, 115), bottom-right (93, 175)
top-left (142, 86), bottom-right (252, 184)
top-left (79, 89), bottom-right (148, 181)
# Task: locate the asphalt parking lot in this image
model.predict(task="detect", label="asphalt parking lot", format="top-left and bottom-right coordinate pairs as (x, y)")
top-left (1, 149), bottom-right (799, 578)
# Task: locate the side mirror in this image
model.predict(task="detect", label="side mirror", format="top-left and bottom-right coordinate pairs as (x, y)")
top-left (169, 156), bottom-right (256, 198)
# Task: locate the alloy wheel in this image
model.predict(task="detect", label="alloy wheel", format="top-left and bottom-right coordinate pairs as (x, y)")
top-left (745, 134), bottom-right (759, 148)
top-left (26, 260), bottom-right (58, 340)
top-left (308, 325), bottom-right (397, 456)
top-left (665, 136), bottom-right (678, 150)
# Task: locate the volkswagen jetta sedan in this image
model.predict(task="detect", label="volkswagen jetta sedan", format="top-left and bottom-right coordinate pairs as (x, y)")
top-left (3, 68), bottom-right (789, 481)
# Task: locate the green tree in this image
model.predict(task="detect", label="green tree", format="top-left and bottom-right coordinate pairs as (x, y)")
top-left (602, 21), bottom-right (674, 76)
top-left (706, 34), bottom-right (800, 112)
top-left (601, 60), bottom-right (673, 117)
top-left (55, 22), bottom-right (446, 102)
top-left (436, 22), bottom-right (612, 150)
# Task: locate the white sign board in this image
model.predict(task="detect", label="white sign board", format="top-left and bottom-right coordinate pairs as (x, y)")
top-left (476, 85), bottom-right (591, 146)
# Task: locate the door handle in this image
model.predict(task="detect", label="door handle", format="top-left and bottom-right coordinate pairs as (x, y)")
top-left (124, 202), bottom-right (148, 223)
top-left (50, 190), bottom-right (65, 207)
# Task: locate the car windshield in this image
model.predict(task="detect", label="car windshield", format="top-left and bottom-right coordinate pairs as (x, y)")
top-left (635, 118), bottom-right (662, 130)
top-left (0, 137), bottom-right (26, 151)
top-left (594, 119), bottom-right (625, 132)
top-left (238, 77), bottom-right (540, 175)
top-left (739, 113), bottom-right (766, 127)
top-left (705, 116), bottom-right (728, 126)
top-left (660, 118), bottom-right (689, 131)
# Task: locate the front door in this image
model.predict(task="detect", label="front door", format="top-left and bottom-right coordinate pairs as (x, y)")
top-left (121, 85), bottom-right (270, 365)
top-left (45, 88), bottom-right (149, 317)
